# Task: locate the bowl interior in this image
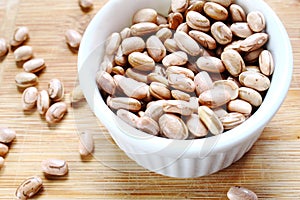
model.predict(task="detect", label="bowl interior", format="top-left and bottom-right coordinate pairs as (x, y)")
top-left (78, 0), bottom-right (293, 158)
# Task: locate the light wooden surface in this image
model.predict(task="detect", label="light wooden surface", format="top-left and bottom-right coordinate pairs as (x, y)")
top-left (0, 0), bottom-right (299, 199)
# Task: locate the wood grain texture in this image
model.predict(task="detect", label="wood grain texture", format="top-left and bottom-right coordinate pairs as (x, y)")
top-left (0, 0), bottom-right (299, 199)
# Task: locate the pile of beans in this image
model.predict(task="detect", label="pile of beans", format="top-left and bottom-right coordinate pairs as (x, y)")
top-left (96, 0), bottom-right (274, 140)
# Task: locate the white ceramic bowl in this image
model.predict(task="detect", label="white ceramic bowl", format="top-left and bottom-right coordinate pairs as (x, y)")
top-left (78, 0), bottom-right (293, 178)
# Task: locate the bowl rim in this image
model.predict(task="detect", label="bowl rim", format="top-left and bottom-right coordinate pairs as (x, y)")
top-left (78, 0), bottom-right (293, 158)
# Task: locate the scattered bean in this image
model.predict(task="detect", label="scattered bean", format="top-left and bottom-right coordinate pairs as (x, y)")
top-left (23, 58), bottom-right (46, 73)
top-left (227, 186), bottom-right (258, 200)
top-left (22, 87), bottom-right (38, 111)
top-left (41, 159), bottom-right (68, 176)
top-left (65, 29), bottom-right (82, 49)
top-left (0, 127), bottom-right (16, 143)
top-left (0, 38), bottom-right (8, 57)
top-left (0, 156), bottom-right (4, 168)
top-left (14, 45), bottom-right (33, 62)
top-left (15, 72), bottom-right (38, 89)
top-left (37, 90), bottom-right (50, 115)
top-left (15, 176), bottom-right (43, 200)
top-left (45, 102), bottom-right (68, 124)
top-left (48, 78), bottom-right (64, 102)
top-left (79, 0), bottom-right (93, 10)
top-left (78, 131), bottom-right (94, 156)
top-left (70, 85), bottom-right (85, 103)
top-left (11, 26), bottom-right (29, 47)
top-left (0, 143), bottom-right (9, 157)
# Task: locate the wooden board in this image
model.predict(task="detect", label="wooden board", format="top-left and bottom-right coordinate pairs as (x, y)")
top-left (0, 0), bottom-right (299, 199)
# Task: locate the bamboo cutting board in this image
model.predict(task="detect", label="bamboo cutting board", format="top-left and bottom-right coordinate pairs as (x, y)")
top-left (0, 0), bottom-right (300, 199)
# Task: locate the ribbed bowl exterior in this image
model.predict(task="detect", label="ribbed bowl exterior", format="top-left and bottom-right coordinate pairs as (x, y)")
top-left (108, 128), bottom-right (263, 178)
